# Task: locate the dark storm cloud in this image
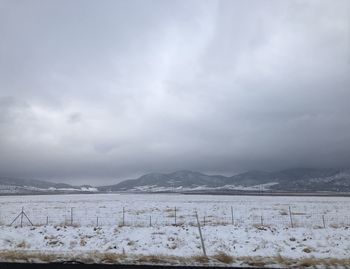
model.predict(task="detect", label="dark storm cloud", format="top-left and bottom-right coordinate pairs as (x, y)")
top-left (0, 0), bottom-right (349, 184)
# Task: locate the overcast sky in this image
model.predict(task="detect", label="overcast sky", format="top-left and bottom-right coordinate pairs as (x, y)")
top-left (0, 0), bottom-right (349, 184)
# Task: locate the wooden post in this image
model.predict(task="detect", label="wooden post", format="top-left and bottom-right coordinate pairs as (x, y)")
top-left (122, 207), bottom-right (125, 226)
top-left (203, 216), bottom-right (206, 226)
top-left (97, 217), bottom-right (99, 227)
top-left (22, 210), bottom-right (33, 226)
top-left (20, 207), bottom-right (24, 228)
top-left (261, 215), bottom-right (263, 226)
top-left (174, 207), bottom-right (177, 226)
top-left (46, 216), bottom-right (49, 226)
top-left (322, 215), bottom-right (326, 228)
top-left (231, 206), bottom-right (234, 225)
top-left (149, 215), bottom-right (152, 227)
top-left (10, 210), bottom-right (23, 226)
top-left (11, 207), bottom-right (33, 227)
top-left (70, 207), bottom-right (73, 226)
top-left (195, 211), bottom-right (207, 257)
top-left (289, 206), bottom-right (294, 228)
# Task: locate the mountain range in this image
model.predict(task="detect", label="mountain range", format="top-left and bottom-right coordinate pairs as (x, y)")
top-left (0, 177), bottom-right (97, 195)
top-left (1, 168), bottom-right (350, 195)
top-left (99, 168), bottom-right (350, 193)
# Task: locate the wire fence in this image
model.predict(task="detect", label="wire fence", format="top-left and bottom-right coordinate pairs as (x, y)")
top-left (1, 205), bottom-right (350, 229)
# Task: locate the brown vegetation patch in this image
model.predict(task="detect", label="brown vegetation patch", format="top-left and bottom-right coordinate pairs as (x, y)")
top-left (100, 253), bottom-right (126, 264)
top-left (16, 240), bottom-right (28, 248)
top-left (192, 255), bottom-right (209, 264)
top-left (136, 255), bottom-right (164, 264)
top-left (80, 239), bottom-right (87, 246)
top-left (212, 252), bottom-right (234, 264)
top-left (1, 250), bottom-right (350, 268)
top-left (302, 247), bottom-right (312, 253)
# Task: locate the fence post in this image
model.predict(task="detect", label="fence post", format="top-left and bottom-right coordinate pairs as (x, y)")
top-left (261, 215), bottom-right (263, 226)
top-left (97, 217), bottom-right (99, 227)
top-left (195, 211), bottom-right (207, 257)
top-left (20, 207), bottom-right (24, 228)
top-left (122, 207), bottom-right (125, 226)
top-left (149, 215), bottom-right (152, 227)
top-left (46, 216), bottom-right (49, 226)
top-left (10, 207), bottom-right (33, 227)
top-left (71, 207), bottom-right (73, 226)
top-left (203, 216), bottom-right (206, 226)
top-left (289, 206), bottom-right (294, 228)
top-left (322, 215), bottom-right (326, 228)
top-left (231, 206), bottom-right (234, 225)
top-left (174, 207), bottom-right (177, 225)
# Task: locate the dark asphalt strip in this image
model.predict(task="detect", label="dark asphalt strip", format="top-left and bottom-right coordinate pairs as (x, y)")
top-left (0, 263), bottom-right (271, 269)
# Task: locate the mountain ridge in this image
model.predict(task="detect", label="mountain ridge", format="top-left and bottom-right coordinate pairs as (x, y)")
top-left (100, 167), bottom-right (350, 192)
top-left (1, 167), bottom-right (350, 194)
top-left (0, 177), bottom-right (97, 195)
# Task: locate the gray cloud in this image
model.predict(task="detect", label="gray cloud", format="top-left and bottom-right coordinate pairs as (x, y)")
top-left (0, 0), bottom-right (349, 184)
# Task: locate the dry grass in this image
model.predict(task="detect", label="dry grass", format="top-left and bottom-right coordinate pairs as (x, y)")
top-left (164, 208), bottom-right (177, 213)
top-left (16, 240), bottom-right (28, 248)
top-left (302, 247), bottom-right (312, 253)
top-left (0, 251), bottom-right (58, 263)
top-left (292, 212), bottom-right (306, 215)
top-left (252, 224), bottom-right (271, 230)
top-left (210, 220), bottom-right (229, 226)
top-left (136, 255), bottom-right (165, 264)
top-left (1, 250), bottom-right (350, 268)
top-left (280, 210), bottom-right (288, 215)
top-left (99, 253), bottom-right (126, 263)
top-left (298, 258), bottom-right (317, 267)
top-left (192, 255), bottom-right (209, 263)
top-left (329, 223), bottom-right (348, 229)
top-left (126, 240), bottom-right (136, 246)
top-left (135, 209), bottom-right (147, 215)
top-left (212, 252), bottom-right (234, 264)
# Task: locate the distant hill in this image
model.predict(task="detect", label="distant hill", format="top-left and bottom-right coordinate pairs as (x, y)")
top-left (0, 177), bottom-right (97, 195)
top-left (100, 168), bottom-right (350, 193)
top-left (2, 167), bottom-right (350, 195)
top-left (99, 170), bottom-right (227, 191)
top-left (0, 177), bottom-right (73, 189)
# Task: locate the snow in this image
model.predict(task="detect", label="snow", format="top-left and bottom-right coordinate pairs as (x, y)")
top-left (129, 182), bottom-right (279, 192)
top-left (0, 185), bottom-right (98, 194)
top-left (0, 193), bottom-right (349, 266)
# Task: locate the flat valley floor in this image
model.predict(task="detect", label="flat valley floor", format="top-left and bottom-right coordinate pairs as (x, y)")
top-left (0, 194), bottom-right (350, 268)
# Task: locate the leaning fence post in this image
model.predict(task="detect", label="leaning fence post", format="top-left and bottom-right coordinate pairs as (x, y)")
top-left (10, 210), bottom-right (22, 227)
top-left (22, 210), bottom-right (33, 226)
top-left (195, 211), bottom-right (207, 257)
top-left (322, 215), bottom-right (326, 228)
top-left (289, 206), bottom-right (294, 228)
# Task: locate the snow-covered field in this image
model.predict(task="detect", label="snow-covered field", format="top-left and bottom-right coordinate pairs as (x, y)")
top-left (0, 193), bottom-right (350, 267)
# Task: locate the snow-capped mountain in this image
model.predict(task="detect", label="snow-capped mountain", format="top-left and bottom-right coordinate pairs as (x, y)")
top-left (100, 168), bottom-right (350, 193)
top-left (2, 168), bottom-right (350, 195)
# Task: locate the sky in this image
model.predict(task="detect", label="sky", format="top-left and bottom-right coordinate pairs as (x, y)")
top-left (0, 0), bottom-right (350, 184)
